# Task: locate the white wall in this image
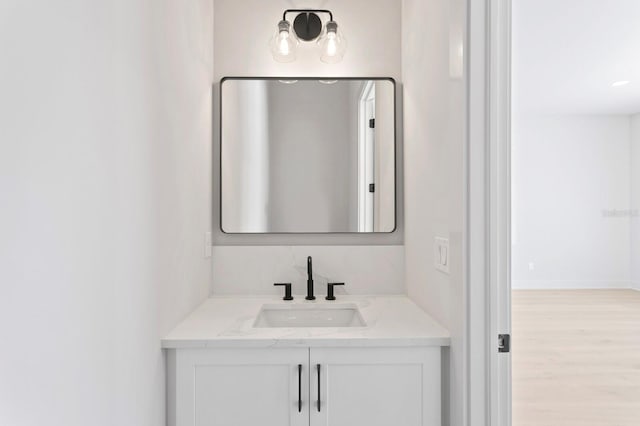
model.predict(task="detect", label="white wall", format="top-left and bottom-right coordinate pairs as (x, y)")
top-left (212, 246), bottom-right (404, 295)
top-left (402, 0), bottom-right (466, 424)
top-left (632, 114), bottom-right (640, 290)
top-left (211, 0), bottom-right (405, 293)
top-left (511, 115), bottom-right (632, 289)
top-left (267, 81), bottom-right (354, 232)
top-left (374, 81), bottom-right (397, 232)
top-left (0, 1), bottom-right (213, 425)
top-left (213, 0), bottom-right (401, 81)
top-left (220, 80), bottom-right (270, 232)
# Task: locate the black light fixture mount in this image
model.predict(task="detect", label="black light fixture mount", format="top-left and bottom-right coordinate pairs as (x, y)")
top-left (283, 9), bottom-right (333, 41)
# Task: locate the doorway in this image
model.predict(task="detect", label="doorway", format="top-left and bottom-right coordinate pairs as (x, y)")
top-left (492, 1), bottom-right (640, 425)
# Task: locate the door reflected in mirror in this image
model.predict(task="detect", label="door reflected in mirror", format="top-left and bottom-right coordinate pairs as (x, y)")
top-left (220, 78), bottom-right (396, 234)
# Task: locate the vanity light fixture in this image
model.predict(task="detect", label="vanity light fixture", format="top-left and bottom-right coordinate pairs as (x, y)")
top-left (270, 9), bottom-right (347, 64)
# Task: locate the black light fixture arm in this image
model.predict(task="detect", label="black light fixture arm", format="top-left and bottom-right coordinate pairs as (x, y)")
top-left (282, 9), bottom-right (333, 22)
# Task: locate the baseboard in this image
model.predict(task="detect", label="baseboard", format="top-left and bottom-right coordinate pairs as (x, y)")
top-left (512, 280), bottom-right (633, 290)
top-left (632, 282), bottom-right (640, 291)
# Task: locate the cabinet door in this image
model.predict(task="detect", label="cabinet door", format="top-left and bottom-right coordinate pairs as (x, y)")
top-left (174, 348), bottom-right (309, 426)
top-left (309, 347), bottom-right (441, 426)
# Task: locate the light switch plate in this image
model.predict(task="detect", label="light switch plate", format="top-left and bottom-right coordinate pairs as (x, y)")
top-left (434, 237), bottom-right (450, 274)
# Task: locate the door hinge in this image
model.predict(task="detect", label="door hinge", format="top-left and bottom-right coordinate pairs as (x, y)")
top-left (498, 334), bottom-right (510, 353)
top-left (369, 118), bottom-right (375, 128)
top-left (369, 183), bottom-right (375, 193)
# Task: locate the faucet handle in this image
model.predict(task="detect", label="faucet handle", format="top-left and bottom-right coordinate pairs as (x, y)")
top-left (325, 283), bottom-right (344, 301)
top-left (274, 283), bottom-right (293, 301)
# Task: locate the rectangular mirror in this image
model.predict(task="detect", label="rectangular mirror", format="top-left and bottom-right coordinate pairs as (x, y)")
top-left (220, 77), bottom-right (396, 233)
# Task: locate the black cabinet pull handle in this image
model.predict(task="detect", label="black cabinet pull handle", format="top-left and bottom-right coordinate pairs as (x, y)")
top-left (316, 364), bottom-right (321, 412)
top-left (298, 364), bottom-right (302, 412)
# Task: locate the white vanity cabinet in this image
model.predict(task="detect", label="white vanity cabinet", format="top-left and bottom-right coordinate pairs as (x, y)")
top-left (310, 347), bottom-right (441, 426)
top-left (169, 348), bottom-right (309, 426)
top-left (168, 346), bottom-right (441, 426)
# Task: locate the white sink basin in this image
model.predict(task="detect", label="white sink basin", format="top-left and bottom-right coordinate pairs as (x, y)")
top-left (253, 303), bottom-right (366, 328)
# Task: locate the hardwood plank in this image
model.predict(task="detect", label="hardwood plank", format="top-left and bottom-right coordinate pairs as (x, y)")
top-left (512, 289), bottom-right (640, 426)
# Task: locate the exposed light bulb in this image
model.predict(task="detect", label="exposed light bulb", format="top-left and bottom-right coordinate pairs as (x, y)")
top-left (270, 20), bottom-right (298, 63)
top-left (278, 35), bottom-right (290, 55)
top-left (318, 21), bottom-right (346, 64)
top-left (326, 33), bottom-right (337, 56)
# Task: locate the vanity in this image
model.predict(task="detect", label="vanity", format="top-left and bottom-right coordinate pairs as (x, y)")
top-left (163, 296), bottom-right (450, 426)
top-left (163, 77), bottom-right (449, 425)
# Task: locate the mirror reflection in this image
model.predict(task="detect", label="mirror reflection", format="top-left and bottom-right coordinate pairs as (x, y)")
top-left (221, 78), bottom-right (396, 233)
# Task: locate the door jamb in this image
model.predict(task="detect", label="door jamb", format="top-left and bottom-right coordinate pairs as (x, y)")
top-left (466, 0), bottom-right (512, 425)
top-left (487, 1), bottom-right (512, 425)
top-left (358, 81), bottom-right (376, 232)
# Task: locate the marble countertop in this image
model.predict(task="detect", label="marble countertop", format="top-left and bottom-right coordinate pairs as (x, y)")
top-left (162, 295), bottom-right (450, 349)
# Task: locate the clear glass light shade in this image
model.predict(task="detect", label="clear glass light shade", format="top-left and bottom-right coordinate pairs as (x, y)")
top-left (270, 20), bottom-right (298, 63)
top-left (318, 21), bottom-right (346, 64)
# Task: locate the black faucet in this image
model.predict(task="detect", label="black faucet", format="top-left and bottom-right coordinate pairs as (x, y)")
top-left (305, 256), bottom-right (315, 300)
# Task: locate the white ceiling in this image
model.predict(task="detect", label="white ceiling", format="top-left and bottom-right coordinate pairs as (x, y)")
top-left (513, 0), bottom-right (640, 115)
